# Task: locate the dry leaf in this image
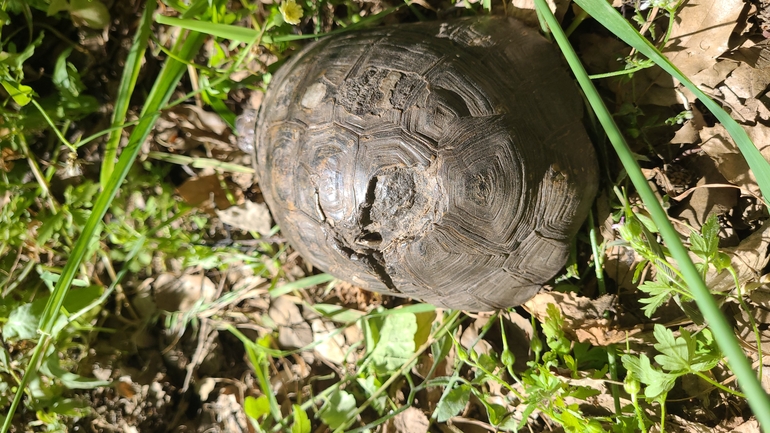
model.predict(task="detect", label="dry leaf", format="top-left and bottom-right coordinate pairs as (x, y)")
top-left (312, 318), bottom-right (350, 365)
top-left (732, 419), bottom-right (761, 432)
top-left (707, 222), bottom-right (770, 292)
top-left (176, 174), bottom-right (244, 211)
top-left (699, 123), bottom-right (770, 197)
top-left (459, 315), bottom-right (494, 357)
top-left (725, 63), bottom-right (770, 100)
top-left (672, 155), bottom-right (738, 231)
top-left (689, 60), bottom-right (739, 89)
top-left (664, 0), bottom-right (744, 78)
top-left (153, 273), bottom-right (216, 313)
top-left (216, 201), bottom-right (273, 235)
top-left (269, 296), bottom-right (313, 350)
top-left (671, 107), bottom-right (707, 144)
top-left (523, 292), bottom-right (639, 346)
top-left (388, 407), bottom-right (429, 433)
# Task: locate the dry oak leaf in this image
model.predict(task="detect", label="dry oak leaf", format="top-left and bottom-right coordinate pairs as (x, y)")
top-left (664, 0), bottom-right (744, 78)
top-left (699, 123), bottom-right (770, 197)
top-left (387, 407), bottom-right (430, 433)
top-left (523, 292), bottom-right (640, 346)
top-left (152, 273), bottom-right (216, 313)
top-left (216, 201), bottom-right (272, 235)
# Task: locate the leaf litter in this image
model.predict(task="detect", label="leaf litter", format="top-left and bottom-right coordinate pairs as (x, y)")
top-left (6, 0), bottom-right (770, 431)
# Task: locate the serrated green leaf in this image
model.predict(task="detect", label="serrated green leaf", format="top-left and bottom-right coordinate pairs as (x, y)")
top-left (637, 280), bottom-right (673, 317)
top-left (652, 324), bottom-right (691, 372)
top-left (568, 385), bottom-right (601, 400)
top-left (319, 389), bottom-right (356, 430)
top-left (621, 353), bottom-right (676, 400)
top-left (291, 404), bottom-right (311, 433)
top-left (369, 312), bottom-right (417, 375)
top-left (689, 232), bottom-right (708, 261)
top-left (435, 383), bottom-right (470, 422)
top-left (37, 211), bottom-right (67, 246)
top-left (701, 214), bottom-right (720, 257)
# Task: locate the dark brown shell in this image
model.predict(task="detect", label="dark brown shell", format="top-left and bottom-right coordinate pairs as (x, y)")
top-left (252, 16), bottom-right (599, 311)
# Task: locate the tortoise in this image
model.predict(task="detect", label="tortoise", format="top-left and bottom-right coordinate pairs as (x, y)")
top-left (242, 16), bottom-right (599, 311)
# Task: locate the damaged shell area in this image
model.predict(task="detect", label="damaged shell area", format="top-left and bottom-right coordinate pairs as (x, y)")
top-left (249, 16), bottom-right (599, 311)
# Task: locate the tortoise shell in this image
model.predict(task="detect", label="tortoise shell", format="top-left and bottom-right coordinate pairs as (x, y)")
top-left (250, 16), bottom-right (599, 311)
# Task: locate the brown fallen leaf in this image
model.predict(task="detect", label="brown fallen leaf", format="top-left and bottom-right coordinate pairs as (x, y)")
top-left (725, 63), bottom-right (770, 100)
top-left (269, 296), bottom-right (313, 350)
top-left (664, 0), bottom-right (744, 78)
top-left (216, 201), bottom-right (273, 235)
top-left (670, 106), bottom-right (707, 145)
top-left (699, 123), bottom-right (770, 197)
top-left (732, 419), bottom-right (760, 433)
top-left (311, 318), bottom-right (350, 365)
top-left (152, 273), bottom-right (216, 313)
top-left (176, 174), bottom-right (244, 211)
top-left (671, 154), bottom-right (738, 232)
top-left (523, 292), bottom-right (641, 346)
top-left (459, 314), bottom-right (494, 357)
top-left (690, 60), bottom-right (739, 90)
top-left (387, 407), bottom-right (430, 433)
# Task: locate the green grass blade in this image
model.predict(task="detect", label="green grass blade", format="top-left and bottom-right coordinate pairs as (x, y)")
top-left (269, 273), bottom-right (335, 297)
top-left (0, 31), bottom-right (208, 433)
top-left (147, 151), bottom-right (255, 173)
top-left (155, 16), bottom-right (264, 42)
top-left (155, 6), bottom-right (402, 44)
top-left (100, 0), bottom-right (156, 184)
top-left (533, 0), bottom-right (770, 429)
top-left (574, 0), bottom-right (770, 204)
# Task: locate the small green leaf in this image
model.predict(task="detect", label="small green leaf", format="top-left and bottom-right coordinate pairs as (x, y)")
top-left (483, 400), bottom-right (508, 426)
top-left (53, 47), bottom-right (85, 99)
top-left (637, 280), bottom-right (673, 317)
top-left (435, 383), bottom-right (470, 422)
top-left (1, 80), bottom-right (33, 106)
top-left (621, 353), bottom-right (676, 400)
top-left (47, 0), bottom-right (69, 15)
top-left (69, 0), bottom-right (110, 28)
top-left (714, 252), bottom-right (732, 273)
top-left (291, 404), bottom-right (311, 433)
top-left (319, 389), bottom-right (356, 430)
top-left (244, 395), bottom-right (270, 421)
top-left (652, 324), bottom-right (690, 372)
top-left (356, 376), bottom-right (386, 414)
top-left (4, 300), bottom-right (48, 340)
top-left (37, 211), bottom-right (67, 246)
top-left (369, 312), bottom-right (417, 375)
